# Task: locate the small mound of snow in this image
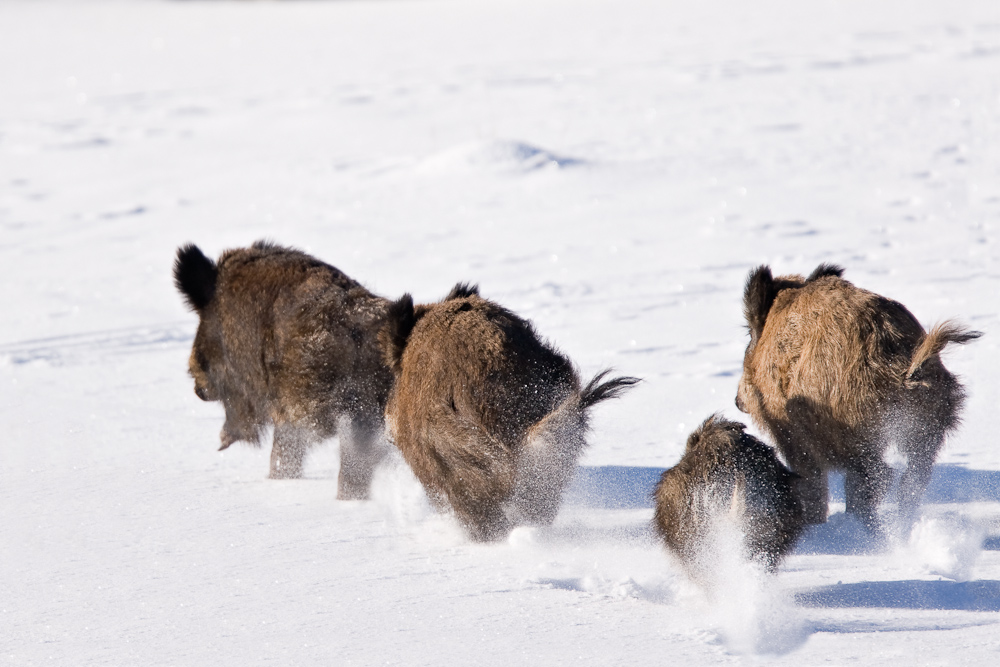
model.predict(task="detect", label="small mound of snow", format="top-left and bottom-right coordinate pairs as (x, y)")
top-left (535, 573), bottom-right (674, 604)
top-left (417, 139), bottom-right (583, 175)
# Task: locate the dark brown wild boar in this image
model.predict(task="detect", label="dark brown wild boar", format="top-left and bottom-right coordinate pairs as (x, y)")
top-left (379, 285), bottom-right (640, 541)
top-left (654, 414), bottom-right (805, 579)
top-left (736, 263), bottom-right (980, 532)
top-left (173, 241), bottom-right (392, 498)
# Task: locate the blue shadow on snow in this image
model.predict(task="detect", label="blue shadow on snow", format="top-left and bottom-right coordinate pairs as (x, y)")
top-left (796, 580), bottom-right (1000, 612)
top-left (566, 463), bottom-right (1000, 510)
top-left (565, 465), bottom-right (664, 509)
top-left (827, 464), bottom-right (1000, 504)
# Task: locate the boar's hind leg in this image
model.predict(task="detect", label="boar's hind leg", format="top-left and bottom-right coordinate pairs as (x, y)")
top-left (844, 455), bottom-right (892, 533)
top-left (508, 402), bottom-right (587, 527)
top-left (270, 423), bottom-right (310, 479)
top-left (896, 426), bottom-right (945, 530)
top-left (337, 417), bottom-right (388, 501)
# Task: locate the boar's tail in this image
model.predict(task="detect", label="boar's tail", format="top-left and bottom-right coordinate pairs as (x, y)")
top-left (174, 244), bottom-right (217, 312)
top-left (906, 320), bottom-right (981, 383)
top-left (578, 370), bottom-right (640, 411)
top-left (379, 294), bottom-right (420, 374)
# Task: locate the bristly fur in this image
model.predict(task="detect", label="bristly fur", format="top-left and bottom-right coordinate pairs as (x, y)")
top-left (174, 244), bottom-right (218, 312)
top-left (444, 282), bottom-right (480, 300)
top-left (379, 294), bottom-right (419, 373)
top-left (579, 370), bottom-right (641, 410)
top-left (742, 265), bottom-right (778, 343)
top-left (807, 263), bottom-right (845, 282)
top-left (250, 238), bottom-right (281, 252)
top-left (744, 263), bottom-right (845, 343)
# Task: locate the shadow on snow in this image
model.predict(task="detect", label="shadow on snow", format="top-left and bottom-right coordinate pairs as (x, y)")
top-left (565, 465), bottom-right (663, 509)
top-left (567, 464), bottom-right (1000, 557)
top-left (796, 579), bottom-right (1000, 612)
top-left (566, 463), bottom-right (1000, 511)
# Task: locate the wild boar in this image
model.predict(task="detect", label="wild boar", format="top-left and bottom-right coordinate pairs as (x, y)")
top-left (173, 240), bottom-right (392, 498)
top-left (379, 285), bottom-right (640, 541)
top-left (654, 414), bottom-right (805, 577)
top-left (736, 263), bottom-right (980, 531)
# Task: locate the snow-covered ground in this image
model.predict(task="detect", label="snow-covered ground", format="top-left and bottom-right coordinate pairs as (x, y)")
top-left (2, 0), bottom-right (999, 663)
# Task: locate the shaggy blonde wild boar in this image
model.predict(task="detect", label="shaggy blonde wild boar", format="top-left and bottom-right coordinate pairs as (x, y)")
top-left (736, 264), bottom-right (979, 532)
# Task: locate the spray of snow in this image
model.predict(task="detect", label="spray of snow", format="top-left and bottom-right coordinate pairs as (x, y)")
top-left (897, 513), bottom-right (984, 582)
top-left (682, 508), bottom-right (809, 655)
top-left (369, 452), bottom-right (432, 524)
top-left (368, 451), bottom-right (474, 547)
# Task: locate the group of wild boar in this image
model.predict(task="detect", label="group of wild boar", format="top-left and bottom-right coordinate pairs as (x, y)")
top-left (175, 241), bottom-right (979, 580)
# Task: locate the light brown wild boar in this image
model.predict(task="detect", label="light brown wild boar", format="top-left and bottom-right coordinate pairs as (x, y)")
top-left (173, 241), bottom-right (393, 498)
top-left (654, 414), bottom-right (806, 579)
top-left (736, 263), bottom-right (980, 531)
top-left (379, 285), bottom-right (640, 541)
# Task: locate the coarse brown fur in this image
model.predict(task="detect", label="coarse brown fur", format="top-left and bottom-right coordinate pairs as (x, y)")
top-left (736, 264), bottom-right (980, 531)
top-left (654, 415), bottom-right (805, 579)
top-left (380, 288), bottom-right (640, 541)
top-left (174, 241), bottom-right (393, 498)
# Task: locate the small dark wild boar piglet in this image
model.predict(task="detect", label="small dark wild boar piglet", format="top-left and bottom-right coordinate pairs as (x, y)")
top-left (654, 415), bottom-right (805, 578)
top-left (174, 241), bottom-right (393, 498)
top-left (380, 285), bottom-right (640, 541)
top-left (736, 264), bottom-right (980, 532)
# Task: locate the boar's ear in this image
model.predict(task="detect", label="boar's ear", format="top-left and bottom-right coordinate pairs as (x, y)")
top-left (807, 263), bottom-right (844, 282)
top-left (444, 282), bottom-right (479, 301)
top-left (743, 265), bottom-right (778, 343)
top-left (684, 415), bottom-right (713, 452)
top-left (174, 244), bottom-right (217, 312)
top-left (379, 294), bottom-right (418, 373)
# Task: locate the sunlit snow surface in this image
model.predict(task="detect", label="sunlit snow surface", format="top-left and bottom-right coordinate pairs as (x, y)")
top-left (2, 0), bottom-right (999, 663)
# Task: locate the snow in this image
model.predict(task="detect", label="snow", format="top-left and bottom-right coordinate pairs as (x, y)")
top-left (1, 0), bottom-right (999, 663)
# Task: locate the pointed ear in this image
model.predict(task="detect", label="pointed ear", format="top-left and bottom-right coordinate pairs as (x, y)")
top-left (174, 244), bottom-right (217, 311)
top-left (444, 282), bottom-right (479, 300)
top-left (378, 294), bottom-right (418, 373)
top-left (743, 265), bottom-right (777, 344)
top-left (806, 263), bottom-right (844, 282)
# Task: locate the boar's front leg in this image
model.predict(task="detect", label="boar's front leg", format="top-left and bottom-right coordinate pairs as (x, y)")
top-left (337, 417), bottom-right (388, 500)
top-left (270, 423), bottom-right (310, 479)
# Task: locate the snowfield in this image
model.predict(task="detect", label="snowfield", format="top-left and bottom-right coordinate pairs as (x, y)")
top-left (2, 0), bottom-right (999, 664)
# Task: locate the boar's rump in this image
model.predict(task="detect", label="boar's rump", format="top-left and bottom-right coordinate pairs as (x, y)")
top-left (380, 287), bottom-right (639, 541)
